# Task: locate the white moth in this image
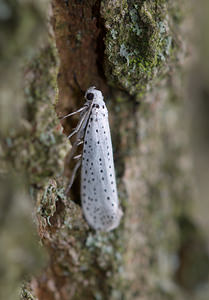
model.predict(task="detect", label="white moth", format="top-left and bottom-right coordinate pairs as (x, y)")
top-left (61, 87), bottom-right (123, 232)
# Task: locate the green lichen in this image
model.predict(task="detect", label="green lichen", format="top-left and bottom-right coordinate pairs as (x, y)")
top-left (35, 174), bottom-right (125, 299)
top-left (2, 42), bottom-right (69, 188)
top-left (101, 0), bottom-right (178, 95)
top-left (37, 179), bottom-right (66, 225)
top-left (20, 282), bottom-right (37, 300)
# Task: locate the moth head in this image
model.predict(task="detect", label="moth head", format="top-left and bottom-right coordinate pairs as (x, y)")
top-left (85, 86), bottom-right (103, 102)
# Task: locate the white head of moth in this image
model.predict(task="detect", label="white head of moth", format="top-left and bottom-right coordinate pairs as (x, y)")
top-left (61, 87), bottom-right (123, 232)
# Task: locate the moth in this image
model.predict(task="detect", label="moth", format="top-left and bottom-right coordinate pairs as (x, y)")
top-left (61, 87), bottom-right (122, 231)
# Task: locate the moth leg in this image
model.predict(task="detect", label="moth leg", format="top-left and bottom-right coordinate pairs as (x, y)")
top-left (73, 154), bottom-right (82, 160)
top-left (66, 140), bottom-right (81, 164)
top-left (65, 158), bottom-right (82, 195)
top-left (60, 106), bottom-right (87, 120)
top-left (66, 126), bottom-right (85, 165)
top-left (67, 109), bottom-right (89, 139)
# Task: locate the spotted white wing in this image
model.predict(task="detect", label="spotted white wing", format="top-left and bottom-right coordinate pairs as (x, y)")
top-left (81, 102), bottom-right (122, 231)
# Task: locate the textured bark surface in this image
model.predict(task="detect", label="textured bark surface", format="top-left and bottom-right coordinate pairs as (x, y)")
top-left (1, 1), bottom-right (209, 300)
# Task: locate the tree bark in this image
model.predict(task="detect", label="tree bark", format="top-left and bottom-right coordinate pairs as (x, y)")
top-left (1, 1), bottom-right (209, 300)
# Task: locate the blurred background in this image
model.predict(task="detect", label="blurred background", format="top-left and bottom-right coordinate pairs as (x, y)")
top-left (0, 1), bottom-right (49, 299)
top-left (0, 0), bottom-right (209, 299)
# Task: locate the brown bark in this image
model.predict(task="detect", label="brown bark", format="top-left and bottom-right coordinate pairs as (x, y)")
top-left (0, 1), bottom-right (209, 300)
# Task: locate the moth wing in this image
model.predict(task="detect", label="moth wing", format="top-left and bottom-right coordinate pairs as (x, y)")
top-left (81, 105), bottom-right (122, 231)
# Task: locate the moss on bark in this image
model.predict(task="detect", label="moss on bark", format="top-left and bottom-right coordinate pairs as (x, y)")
top-left (1, 1), bottom-right (209, 300)
top-left (101, 0), bottom-right (178, 95)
